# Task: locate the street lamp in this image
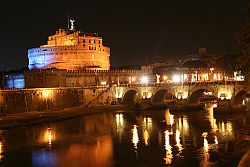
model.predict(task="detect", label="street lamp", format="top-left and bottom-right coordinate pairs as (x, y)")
top-left (141, 76), bottom-right (149, 84)
top-left (101, 81), bottom-right (107, 86)
top-left (172, 75), bottom-right (181, 83)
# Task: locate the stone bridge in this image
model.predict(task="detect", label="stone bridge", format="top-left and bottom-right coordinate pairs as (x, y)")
top-left (114, 81), bottom-right (249, 106)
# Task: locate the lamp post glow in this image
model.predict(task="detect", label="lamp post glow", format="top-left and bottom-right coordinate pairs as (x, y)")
top-left (163, 76), bottom-right (167, 82)
top-left (172, 75), bottom-right (181, 83)
top-left (101, 81), bottom-right (107, 86)
top-left (141, 76), bottom-right (149, 84)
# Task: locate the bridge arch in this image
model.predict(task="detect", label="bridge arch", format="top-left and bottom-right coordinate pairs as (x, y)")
top-left (234, 90), bottom-right (247, 105)
top-left (122, 88), bottom-right (140, 106)
top-left (188, 87), bottom-right (216, 104)
top-left (151, 88), bottom-right (175, 105)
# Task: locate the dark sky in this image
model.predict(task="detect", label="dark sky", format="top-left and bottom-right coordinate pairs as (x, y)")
top-left (0, 0), bottom-right (246, 70)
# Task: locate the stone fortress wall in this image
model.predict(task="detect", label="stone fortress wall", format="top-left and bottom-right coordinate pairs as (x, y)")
top-left (24, 68), bottom-right (154, 88)
top-left (28, 29), bottom-right (110, 70)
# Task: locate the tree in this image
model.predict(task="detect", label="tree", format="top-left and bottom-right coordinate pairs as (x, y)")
top-left (236, 0), bottom-right (250, 81)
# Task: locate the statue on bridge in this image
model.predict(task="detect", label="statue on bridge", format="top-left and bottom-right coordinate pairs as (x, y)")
top-left (156, 74), bottom-right (160, 83)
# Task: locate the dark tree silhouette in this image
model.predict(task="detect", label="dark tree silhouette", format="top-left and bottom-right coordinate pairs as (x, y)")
top-left (236, 0), bottom-right (250, 81)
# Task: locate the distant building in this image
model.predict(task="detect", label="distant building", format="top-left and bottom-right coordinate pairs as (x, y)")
top-left (6, 73), bottom-right (25, 89)
top-left (28, 28), bottom-right (110, 70)
top-left (182, 48), bottom-right (223, 68)
top-left (5, 70), bottom-right (25, 89)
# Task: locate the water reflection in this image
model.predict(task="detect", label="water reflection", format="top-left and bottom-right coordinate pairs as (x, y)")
top-left (165, 109), bottom-right (174, 126)
top-left (207, 107), bottom-right (218, 132)
top-left (143, 117), bottom-right (152, 128)
top-left (175, 129), bottom-right (183, 153)
top-left (62, 136), bottom-right (113, 167)
top-left (116, 113), bottom-right (124, 127)
top-left (132, 125), bottom-right (139, 148)
top-left (0, 109), bottom-right (249, 167)
top-left (214, 136), bottom-right (218, 145)
top-left (44, 128), bottom-right (55, 147)
top-left (164, 130), bottom-right (173, 165)
top-left (143, 130), bottom-right (149, 146)
top-left (143, 117), bottom-right (152, 146)
top-left (132, 125), bottom-right (139, 158)
top-left (202, 132), bottom-right (209, 152)
top-left (32, 150), bottom-right (56, 167)
top-left (201, 132), bottom-right (209, 167)
top-left (0, 140), bottom-right (3, 161)
top-left (218, 121), bottom-right (234, 140)
top-left (32, 135), bottom-right (113, 167)
top-left (116, 113), bottom-right (124, 143)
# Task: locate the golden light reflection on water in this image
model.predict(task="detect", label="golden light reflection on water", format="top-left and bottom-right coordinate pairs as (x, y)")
top-left (62, 136), bottom-right (113, 167)
top-left (175, 129), bottom-right (183, 153)
top-left (218, 121), bottom-right (233, 140)
top-left (143, 117), bottom-right (152, 146)
top-left (207, 107), bottom-right (218, 132)
top-left (164, 130), bottom-right (173, 164)
top-left (165, 109), bottom-right (174, 126)
top-left (143, 130), bottom-right (149, 146)
top-left (44, 128), bottom-right (55, 147)
top-left (201, 132), bottom-right (209, 167)
top-left (0, 141), bottom-right (3, 161)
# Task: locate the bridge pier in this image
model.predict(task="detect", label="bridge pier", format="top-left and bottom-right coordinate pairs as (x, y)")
top-left (116, 82), bottom-right (248, 110)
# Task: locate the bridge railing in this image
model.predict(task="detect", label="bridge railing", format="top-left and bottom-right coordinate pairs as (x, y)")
top-left (118, 80), bottom-right (245, 87)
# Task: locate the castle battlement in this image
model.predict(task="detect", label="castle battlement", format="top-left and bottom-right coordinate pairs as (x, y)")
top-left (24, 67), bottom-right (154, 88)
top-left (28, 27), bottom-right (110, 71)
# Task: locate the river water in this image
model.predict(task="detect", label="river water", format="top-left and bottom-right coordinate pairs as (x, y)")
top-left (1, 108), bottom-right (250, 167)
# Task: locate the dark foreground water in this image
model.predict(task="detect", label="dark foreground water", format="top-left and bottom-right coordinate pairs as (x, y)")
top-left (1, 108), bottom-right (250, 167)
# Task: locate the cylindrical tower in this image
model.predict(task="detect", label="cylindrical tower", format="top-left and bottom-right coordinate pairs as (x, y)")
top-left (28, 29), bottom-right (110, 70)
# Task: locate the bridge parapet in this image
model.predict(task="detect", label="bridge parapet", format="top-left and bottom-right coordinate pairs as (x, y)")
top-left (116, 81), bottom-right (247, 106)
top-left (119, 80), bottom-right (245, 87)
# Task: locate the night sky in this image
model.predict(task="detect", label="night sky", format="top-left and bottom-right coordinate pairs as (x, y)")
top-left (0, 0), bottom-right (246, 70)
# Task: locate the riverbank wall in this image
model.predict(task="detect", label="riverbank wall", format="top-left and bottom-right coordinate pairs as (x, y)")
top-left (0, 105), bottom-right (127, 129)
top-left (0, 86), bottom-right (116, 114)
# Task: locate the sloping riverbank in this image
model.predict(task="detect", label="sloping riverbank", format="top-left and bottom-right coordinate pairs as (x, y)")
top-left (0, 105), bottom-right (127, 129)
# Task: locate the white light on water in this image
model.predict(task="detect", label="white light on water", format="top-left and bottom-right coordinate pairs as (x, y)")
top-left (132, 125), bottom-right (140, 158)
top-left (116, 114), bottom-right (124, 127)
top-left (132, 125), bottom-right (139, 149)
top-left (202, 132), bottom-right (209, 152)
top-left (164, 130), bottom-right (173, 164)
top-left (175, 129), bottom-right (183, 153)
top-left (214, 136), bottom-right (218, 145)
top-left (170, 114), bottom-right (174, 126)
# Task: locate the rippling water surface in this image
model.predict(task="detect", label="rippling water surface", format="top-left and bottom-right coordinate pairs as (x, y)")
top-left (1, 108), bottom-right (250, 167)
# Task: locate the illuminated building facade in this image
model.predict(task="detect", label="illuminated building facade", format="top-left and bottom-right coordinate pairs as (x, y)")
top-left (28, 28), bottom-right (110, 70)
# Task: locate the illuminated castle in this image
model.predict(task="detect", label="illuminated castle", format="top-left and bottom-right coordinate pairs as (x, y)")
top-left (28, 23), bottom-right (110, 70)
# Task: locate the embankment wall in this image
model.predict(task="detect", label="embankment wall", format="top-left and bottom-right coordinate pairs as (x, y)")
top-left (0, 87), bottom-right (116, 114)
